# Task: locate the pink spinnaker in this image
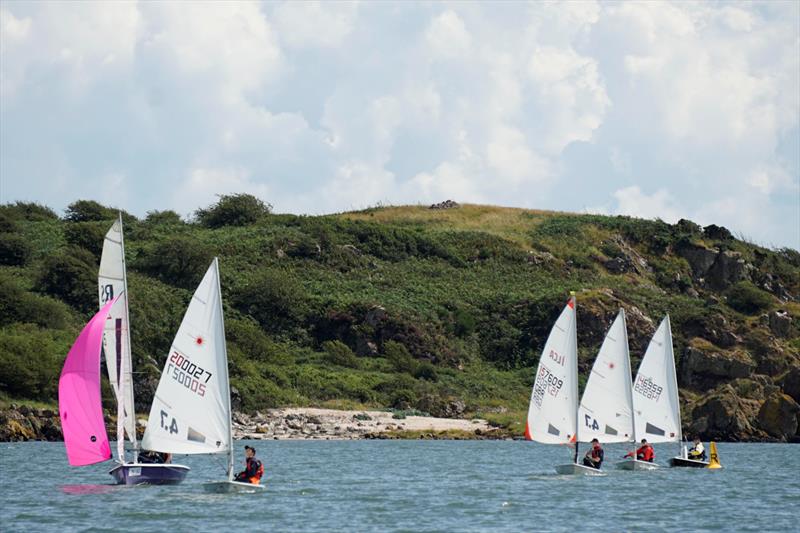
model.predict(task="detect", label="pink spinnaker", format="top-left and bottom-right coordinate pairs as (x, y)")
top-left (59, 298), bottom-right (118, 466)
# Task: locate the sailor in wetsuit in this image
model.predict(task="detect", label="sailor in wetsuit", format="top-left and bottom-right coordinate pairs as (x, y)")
top-left (137, 450), bottom-right (172, 464)
top-left (234, 445), bottom-right (264, 484)
top-left (687, 438), bottom-right (707, 461)
top-left (583, 438), bottom-right (604, 469)
top-left (624, 439), bottom-right (655, 462)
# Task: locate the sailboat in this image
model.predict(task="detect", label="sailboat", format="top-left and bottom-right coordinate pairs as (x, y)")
top-left (577, 309), bottom-right (650, 471)
top-left (628, 315), bottom-right (686, 467)
top-left (142, 258), bottom-right (264, 493)
top-left (59, 298), bottom-right (118, 468)
top-left (525, 294), bottom-right (601, 475)
top-left (101, 215), bottom-right (190, 485)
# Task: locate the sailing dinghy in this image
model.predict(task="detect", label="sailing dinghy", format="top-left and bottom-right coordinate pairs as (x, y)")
top-left (142, 258), bottom-right (264, 493)
top-left (575, 309), bottom-right (654, 471)
top-left (627, 316), bottom-right (687, 468)
top-left (59, 298), bottom-right (118, 467)
top-left (525, 295), bottom-right (601, 475)
top-left (100, 216), bottom-right (190, 485)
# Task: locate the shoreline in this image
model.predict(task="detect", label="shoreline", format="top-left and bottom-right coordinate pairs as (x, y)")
top-left (0, 405), bottom-right (510, 442)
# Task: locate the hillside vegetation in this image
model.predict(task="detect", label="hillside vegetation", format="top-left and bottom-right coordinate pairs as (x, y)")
top-left (1, 196), bottom-right (799, 441)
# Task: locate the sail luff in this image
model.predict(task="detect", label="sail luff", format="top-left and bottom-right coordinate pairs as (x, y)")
top-left (214, 258), bottom-right (235, 481)
top-left (622, 310), bottom-right (636, 449)
top-left (118, 213), bottom-right (137, 453)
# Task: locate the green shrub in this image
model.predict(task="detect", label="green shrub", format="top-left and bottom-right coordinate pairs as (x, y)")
top-left (0, 274), bottom-right (71, 329)
top-left (384, 340), bottom-right (417, 374)
top-left (64, 200), bottom-right (134, 223)
top-left (231, 270), bottom-right (309, 336)
top-left (35, 246), bottom-right (97, 313)
top-left (63, 221), bottom-right (107, 260)
top-left (195, 193), bottom-right (272, 228)
top-left (0, 233), bottom-right (31, 266)
top-left (137, 237), bottom-right (213, 289)
top-left (145, 210), bottom-right (183, 225)
top-left (322, 340), bottom-right (360, 368)
top-left (727, 281), bottom-right (775, 314)
top-left (0, 324), bottom-right (66, 400)
top-left (413, 362), bottom-right (439, 382)
top-left (0, 202), bottom-right (58, 222)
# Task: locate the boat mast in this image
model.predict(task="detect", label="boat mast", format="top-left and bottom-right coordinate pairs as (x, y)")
top-left (215, 257), bottom-right (235, 481)
top-left (119, 212), bottom-right (137, 458)
top-left (666, 314), bottom-right (682, 458)
top-left (622, 309), bottom-right (636, 458)
top-left (571, 292), bottom-right (579, 465)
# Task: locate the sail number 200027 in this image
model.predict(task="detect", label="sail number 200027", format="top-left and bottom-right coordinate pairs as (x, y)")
top-left (167, 351), bottom-right (212, 397)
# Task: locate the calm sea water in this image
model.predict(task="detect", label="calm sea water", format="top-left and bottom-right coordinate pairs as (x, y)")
top-left (1, 440), bottom-right (796, 532)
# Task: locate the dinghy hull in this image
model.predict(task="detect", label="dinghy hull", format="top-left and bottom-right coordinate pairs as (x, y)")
top-left (616, 459), bottom-right (659, 471)
top-left (554, 463), bottom-right (605, 476)
top-left (669, 457), bottom-right (709, 468)
top-left (202, 480), bottom-right (265, 493)
top-left (109, 463), bottom-right (190, 485)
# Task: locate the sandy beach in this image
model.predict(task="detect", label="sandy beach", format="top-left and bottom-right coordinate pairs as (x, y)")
top-left (231, 407), bottom-right (499, 440)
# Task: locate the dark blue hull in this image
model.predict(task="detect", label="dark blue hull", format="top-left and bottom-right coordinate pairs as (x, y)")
top-left (109, 463), bottom-right (190, 485)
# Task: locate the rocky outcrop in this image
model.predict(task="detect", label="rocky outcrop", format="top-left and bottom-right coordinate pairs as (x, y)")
top-left (675, 242), bottom-right (751, 290)
top-left (767, 310), bottom-right (792, 338)
top-left (779, 367), bottom-right (800, 404)
top-left (688, 384), bottom-right (763, 441)
top-left (757, 393), bottom-right (800, 441)
top-left (429, 200), bottom-right (459, 210)
top-left (680, 344), bottom-right (756, 390)
top-left (0, 407), bottom-right (62, 441)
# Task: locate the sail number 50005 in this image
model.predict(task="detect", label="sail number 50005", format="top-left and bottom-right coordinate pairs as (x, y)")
top-left (167, 351), bottom-right (212, 397)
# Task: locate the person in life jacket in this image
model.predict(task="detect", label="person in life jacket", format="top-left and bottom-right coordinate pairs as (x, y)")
top-left (687, 437), bottom-right (707, 461)
top-left (234, 445), bottom-right (264, 484)
top-left (624, 439), bottom-right (655, 462)
top-left (137, 450), bottom-right (172, 464)
top-left (582, 438), bottom-right (604, 469)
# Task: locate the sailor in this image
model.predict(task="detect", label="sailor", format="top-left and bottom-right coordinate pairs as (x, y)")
top-left (137, 450), bottom-right (172, 464)
top-left (234, 445), bottom-right (264, 484)
top-left (624, 439), bottom-right (655, 462)
top-left (687, 437), bottom-right (707, 461)
top-left (582, 438), bottom-right (604, 469)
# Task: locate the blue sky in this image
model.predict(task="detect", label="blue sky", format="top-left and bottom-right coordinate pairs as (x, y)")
top-left (1, 1), bottom-right (798, 248)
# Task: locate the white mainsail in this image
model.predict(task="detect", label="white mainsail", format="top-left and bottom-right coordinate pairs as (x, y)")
top-left (98, 215), bottom-right (137, 459)
top-left (142, 259), bottom-right (233, 457)
top-left (577, 309), bottom-right (634, 443)
top-left (632, 315), bottom-right (681, 443)
top-left (525, 296), bottom-right (578, 444)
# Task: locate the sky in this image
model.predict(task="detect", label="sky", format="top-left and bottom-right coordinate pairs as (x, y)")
top-left (1, 1), bottom-right (798, 248)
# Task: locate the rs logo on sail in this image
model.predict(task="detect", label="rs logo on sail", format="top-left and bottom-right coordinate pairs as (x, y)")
top-left (167, 351), bottom-right (212, 397)
top-left (99, 284), bottom-right (114, 303)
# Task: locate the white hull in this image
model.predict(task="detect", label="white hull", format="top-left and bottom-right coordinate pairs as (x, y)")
top-left (202, 480), bottom-right (265, 493)
top-left (616, 459), bottom-right (659, 471)
top-left (554, 463), bottom-right (605, 476)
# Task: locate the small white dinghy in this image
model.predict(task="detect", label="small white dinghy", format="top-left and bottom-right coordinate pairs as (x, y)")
top-left (100, 215), bottom-right (189, 485)
top-left (141, 258), bottom-right (264, 493)
top-left (624, 316), bottom-right (682, 468)
top-left (526, 294), bottom-right (602, 475)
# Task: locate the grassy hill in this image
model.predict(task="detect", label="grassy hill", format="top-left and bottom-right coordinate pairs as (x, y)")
top-left (1, 197), bottom-right (798, 441)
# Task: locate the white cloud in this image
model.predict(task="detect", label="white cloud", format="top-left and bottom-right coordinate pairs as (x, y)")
top-left (174, 166), bottom-right (269, 217)
top-left (610, 186), bottom-right (683, 223)
top-left (426, 10), bottom-right (471, 59)
top-left (273, 1), bottom-right (358, 49)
